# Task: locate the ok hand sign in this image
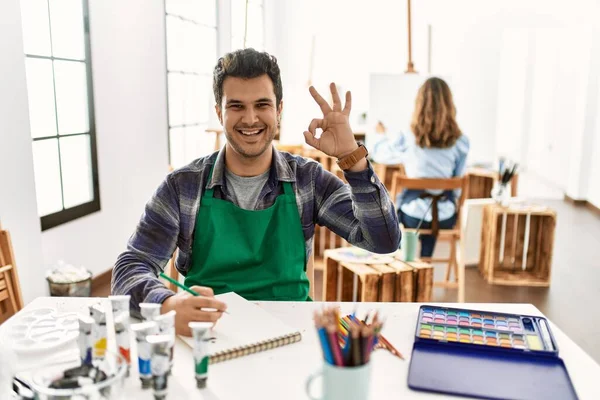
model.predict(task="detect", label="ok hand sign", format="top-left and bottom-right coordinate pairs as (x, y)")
top-left (303, 83), bottom-right (358, 159)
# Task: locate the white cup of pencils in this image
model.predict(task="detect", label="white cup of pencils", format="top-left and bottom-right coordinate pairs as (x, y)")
top-left (305, 307), bottom-right (382, 400)
top-left (492, 160), bottom-right (518, 205)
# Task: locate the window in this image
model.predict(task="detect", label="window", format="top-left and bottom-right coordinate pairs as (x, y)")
top-left (231, 0), bottom-right (264, 51)
top-left (20, 0), bottom-right (100, 231)
top-left (165, 0), bottom-right (219, 169)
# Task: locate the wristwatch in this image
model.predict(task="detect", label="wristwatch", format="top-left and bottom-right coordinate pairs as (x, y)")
top-left (336, 144), bottom-right (368, 170)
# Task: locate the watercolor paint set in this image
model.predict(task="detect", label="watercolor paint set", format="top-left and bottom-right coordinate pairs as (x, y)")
top-left (408, 305), bottom-right (578, 400)
top-left (415, 306), bottom-right (552, 352)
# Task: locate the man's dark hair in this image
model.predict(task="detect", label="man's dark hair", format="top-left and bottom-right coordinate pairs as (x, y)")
top-left (213, 48), bottom-right (283, 107)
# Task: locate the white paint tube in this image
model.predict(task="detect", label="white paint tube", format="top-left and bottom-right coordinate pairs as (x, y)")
top-left (154, 310), bottom-right (176, 373)
top-left (140, 303), bottom-right (161, 321)
top-left (131, 321), bottom-right (158, 389)
top-left (90, 304), bottom-right (107, 360)
top-left (77, 315), bottom-right (94, 365)
top-left (189, 322), bottom-right (213, 389)
top-left (109, 295), bottom-right (131, 374)
top-left (113, 314), bottom-right (131, 377)
top-left (147, 334), bottom-right (172, 400)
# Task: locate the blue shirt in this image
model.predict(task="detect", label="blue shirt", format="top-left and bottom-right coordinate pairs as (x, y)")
top-left (371, 131), bottom-right (470, 221)
top-left (112, 147), bottom-right (401, 313)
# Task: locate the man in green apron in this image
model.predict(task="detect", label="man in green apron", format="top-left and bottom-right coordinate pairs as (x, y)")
top-left (112, 49), bottom-right (400, 335)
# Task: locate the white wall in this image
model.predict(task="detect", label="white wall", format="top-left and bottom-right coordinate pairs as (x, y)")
top-left (273, 0), bottom-right (600, 197)
top-left (1, 0), bottom-right (170, 304)
top-left (0, 0), bottom-right (47, 304)
top-left (587, 89), bottom-right (600, 207)
top-left (421, 0), bottom-right (600, 196)
top-left (566, 25), bottom-right (598, 201)
top-left (40, 0), bottom-right (170, 276)
top-left (494, 28), bottom-right (532, 164)
top-left (584, 19), bottom-right (600, 207)
top-left (271, 0), bottom-right (318, 145)
top-left (421, 5), bottom-right (506, 163)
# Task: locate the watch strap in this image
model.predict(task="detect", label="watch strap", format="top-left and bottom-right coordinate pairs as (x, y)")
top-left (337, 144), bottom-right (368, 170)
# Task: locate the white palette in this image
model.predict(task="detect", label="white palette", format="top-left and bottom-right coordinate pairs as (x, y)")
top-left (5, 307), bottom-right (79, 353)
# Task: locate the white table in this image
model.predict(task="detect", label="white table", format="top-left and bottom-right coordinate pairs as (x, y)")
top-left (2, 298), bottom-right (599, 399)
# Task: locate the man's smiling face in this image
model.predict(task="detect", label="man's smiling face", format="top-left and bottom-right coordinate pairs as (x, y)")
top-left (216, 74), bottom-right (282, 159)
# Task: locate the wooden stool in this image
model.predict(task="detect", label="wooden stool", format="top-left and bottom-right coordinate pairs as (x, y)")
top-left (322, 247), bottom-right (434, 302)
top-left (479, 204), bottom-right (556, 286)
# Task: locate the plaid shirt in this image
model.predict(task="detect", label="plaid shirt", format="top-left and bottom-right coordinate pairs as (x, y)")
top-left (112, 147), bottom-right (400, 313)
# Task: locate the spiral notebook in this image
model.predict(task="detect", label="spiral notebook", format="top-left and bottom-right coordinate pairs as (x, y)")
top-left (179, 292), bottom-right (302, 364)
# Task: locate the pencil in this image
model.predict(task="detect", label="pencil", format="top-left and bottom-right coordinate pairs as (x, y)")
top-left (326, 322), bottom-right (344, 366)
top-left (360, 325), bottom-right (370, 364)
top-left (360, 313), bottom-right (404, 360)
top-left (315, 314), bottom-right (334, 365)
top-left (373, 323), bottom-right (404, 360)
top-left (159, 272), bottom-right (230, 314)
top-left (379, 335), bottom-right (404, 360)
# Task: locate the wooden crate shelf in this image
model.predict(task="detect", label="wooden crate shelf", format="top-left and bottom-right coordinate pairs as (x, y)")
top-left (322, 247), bottom-right (434, 302)
top-left (466, 168), bottom-right (519, 199)
top-left (479, 204), bottom-right (556, 287)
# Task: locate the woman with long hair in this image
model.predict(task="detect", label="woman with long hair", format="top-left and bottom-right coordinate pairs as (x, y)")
top-left (371, 77), bottom-right (470, 257)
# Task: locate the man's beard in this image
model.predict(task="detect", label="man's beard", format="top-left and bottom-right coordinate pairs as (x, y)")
top-left (225, 127), bottom-right (276, 159)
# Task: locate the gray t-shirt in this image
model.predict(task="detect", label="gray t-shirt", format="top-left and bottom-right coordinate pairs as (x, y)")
top-left (224, 168), bottom-right (270, 210)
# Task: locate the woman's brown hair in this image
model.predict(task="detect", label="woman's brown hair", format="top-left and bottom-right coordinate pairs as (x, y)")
top-left (410, 77), bottom-right (462, 148)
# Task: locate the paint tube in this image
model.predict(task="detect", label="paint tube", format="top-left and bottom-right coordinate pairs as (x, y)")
top-left (140, 303), bottom-right (161, 321)
top-left (154, 310), bottom-right (176, 373)
top-left (189, 322), bottom-right (213, 389)
top-left (131, 321), bottom-right (158, 389)
top-left (108, 295), bottom-right (131, 319)
top-left (90, 304), bottom-right (107, 360)
top-left (147, 334), bottom-right (171, 400)
top-left (109, 295), bottom-right (132, 375)
top-left (77, 315), bottom-right (94, 365)
top-left (113, 315), bottom-right (131, 377)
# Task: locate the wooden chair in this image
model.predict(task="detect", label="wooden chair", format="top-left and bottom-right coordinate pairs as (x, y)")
top-left (164, 250), bottom-right (180, 293)
top-left (0, 223), bottom-right (24, 324)
top-left (162, 245), bottom-right (316, 300)
top-left (372, 163), bottom-right (406, 194)
top-left (390, 173), bottom-right (469, 302)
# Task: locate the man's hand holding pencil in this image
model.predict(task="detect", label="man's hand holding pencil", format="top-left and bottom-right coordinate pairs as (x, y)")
top-left (160, 273), bottom-right (228, 336)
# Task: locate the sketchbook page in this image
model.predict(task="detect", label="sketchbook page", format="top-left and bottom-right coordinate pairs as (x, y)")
top-left (179, 292), bottom-right (300, 354)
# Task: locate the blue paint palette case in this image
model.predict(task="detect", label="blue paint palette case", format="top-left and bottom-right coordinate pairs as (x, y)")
top-left (407, 305), bottom-right (578, 400)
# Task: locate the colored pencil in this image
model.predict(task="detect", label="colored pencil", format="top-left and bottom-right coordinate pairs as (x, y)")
top-left (314, 307), bottom-right (397, 367)
top-left (314, 312), bottom-right (334, 364)
top-left (318, 327), bottom-right (334, 364)
top-left (350, 323), bottom-right (361, 366)
top-left (326, 324), bottom-right (344, 366)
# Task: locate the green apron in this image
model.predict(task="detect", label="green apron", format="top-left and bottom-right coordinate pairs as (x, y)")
top-left (184, 166), bottom-right (309, 301)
